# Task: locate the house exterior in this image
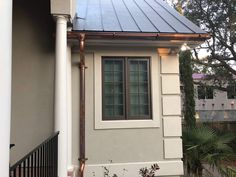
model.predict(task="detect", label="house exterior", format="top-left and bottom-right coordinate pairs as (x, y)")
top-left (193, 74), bottom-right (236, 122)
top-left (0, 0), bottom-right (209, 177)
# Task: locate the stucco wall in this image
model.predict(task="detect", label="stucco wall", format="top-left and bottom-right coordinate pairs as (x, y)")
top-left (71, 46), bottom-right (183, 176)
top-left (72, 47), bottom-right (163, 164)
top-left (10, 0), bottom-right (55, 164)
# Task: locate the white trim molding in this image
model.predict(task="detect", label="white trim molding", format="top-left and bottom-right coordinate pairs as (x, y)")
top-left (83, 160), bottom-right (183, 177)
top-left (93, 50), bottom-right (161, 129)
top-left (0, 0), bottom-right (12, 176)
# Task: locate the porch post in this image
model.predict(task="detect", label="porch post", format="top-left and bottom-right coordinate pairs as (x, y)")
top-left (0, 0), bottom-right (13, 177)
top-left (67, 44), bottom-right (73, 169)
top-left (54, 15), bottom-right (68, 177)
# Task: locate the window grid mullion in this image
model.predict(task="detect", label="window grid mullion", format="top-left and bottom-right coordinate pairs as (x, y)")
top-left (124, 58), bottom-right (127, 120)
top-left (112, 61), bottom-right (115, 116)
top-left (125, 57), bottom-right (128, 120)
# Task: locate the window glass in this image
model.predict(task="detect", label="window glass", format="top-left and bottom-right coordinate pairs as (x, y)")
top-left (197, 86), bottom-right (214, 99)
top-left (102, 57), bottom-right (151, 120)
top-left (103, 59), bottom-right (124, 119)
top-left (227, 85), bottom-right (236, 99)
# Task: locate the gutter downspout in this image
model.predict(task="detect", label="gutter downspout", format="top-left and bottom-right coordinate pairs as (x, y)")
top-left (78, 33), bottom-right (87, 177)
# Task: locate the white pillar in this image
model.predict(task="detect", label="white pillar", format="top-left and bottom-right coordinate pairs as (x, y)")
top-left (0, 0), bottom-right (12, 177)
top-left (54, 15), bottom-right (68, 177)
top-left (67, 45), bottom-right (73, 169)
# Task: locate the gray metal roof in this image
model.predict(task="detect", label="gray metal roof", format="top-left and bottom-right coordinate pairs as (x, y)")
top-left (73, 0), bottom-right (206, 34)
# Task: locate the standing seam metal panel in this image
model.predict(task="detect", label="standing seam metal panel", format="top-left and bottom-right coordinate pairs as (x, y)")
top-left (73, 0), bottom-right (206, 34)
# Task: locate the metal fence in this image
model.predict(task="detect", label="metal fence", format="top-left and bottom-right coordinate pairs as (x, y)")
top-left (9, 132), bottom-right (59, 177)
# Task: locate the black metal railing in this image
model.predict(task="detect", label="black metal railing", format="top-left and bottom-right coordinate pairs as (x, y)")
top-left (9, 132), bottom-right (59, 177)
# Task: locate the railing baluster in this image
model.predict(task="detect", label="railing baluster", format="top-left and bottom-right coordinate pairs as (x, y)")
top-left (45, 142), bottom-right (48, 177)
top-left (37, 149), bottom-right (40, 177)
top-left (40, 147), bottom-right (43, 177)
top-left (42, 144), bottom-right (45, 177)
top-left (19, 164), bottom-right (22, 177)
top-left (31, 154), bottom-right (33, 177)
top-left (13, 168), bottom-right (16, 177)
top-left (52, 138), bottom-right (55, 177)
top-left (34, 152), bottom-right (36, 177)
top-left (23, 161), bottom-right (26, 177)
top-left (48, 141), bottom-right (50, 177)
top-left (27, 157), bottom-right (29, 177)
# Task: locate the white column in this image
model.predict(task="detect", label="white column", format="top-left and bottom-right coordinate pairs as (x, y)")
top-left (67, 45), bottom-right (73, 169)
top-left (0, 0), bottom-right (12, 177)
top-left (54, 15), bottom-right (68, 177)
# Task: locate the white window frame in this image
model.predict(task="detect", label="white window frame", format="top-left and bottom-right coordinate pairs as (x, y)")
top-left (94, 50), bottom-right (161, 129)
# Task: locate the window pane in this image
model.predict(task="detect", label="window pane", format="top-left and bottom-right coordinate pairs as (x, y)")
top-left (130, 72), bottom-right (139, 82)
top-left (139, 83), bottom-right (148, 93)
top-left (139, 94), bottom-right (148, 104)
top-left (130, 61), bottom-right (138, 71)
top-left (139, 61), bottom-right (147, 71)
top-left (114, 83), bottom-right (123, 93)
top-left (130, 94), bottom-right (139, 104)
top-left (104, 61), bottom-right (113, 71)
top-left (104, 72), bottom-right (113, 82)
top-left (130, 105), bottom-right (139, 116)
top-left (114, 72), bottom-right (123, 82)
top-left (197, 86), bottom-right (205, 99)
top-left (105, 95), bottom-right (113, 105)
top-left (130, 83), bottom-right (139, 93)
top-left (105, 106), bottom-right (113, 116)
top-left (114, 61), bottom-right (123, 71)
top-left (114, 94), bottom-right (123, 104)
top-left (227, 85), bottom-right (236, 99)
top-left (104, 83), bottom-right (113, 94)
top-left (139, 72), bottom-right (148, 82)
top-left (206, 86), bottom-right (213, 99)
top-left (114, 105), bottom-right (123, 116)
top-left (103, 59), bottom-right (124, 119)
top-left (128, 59), bottom-right (150, 118)
top-left (139, 105), bottom-right (149, 115)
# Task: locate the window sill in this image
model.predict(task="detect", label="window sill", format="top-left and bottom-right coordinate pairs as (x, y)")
top-left (95, 119), bottom-right (160, 129)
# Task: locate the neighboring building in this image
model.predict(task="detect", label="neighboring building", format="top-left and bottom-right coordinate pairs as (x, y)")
top-left (193, 74), bottom-right (236, 122)
top-left (0, 0), bottom-right (209, 177)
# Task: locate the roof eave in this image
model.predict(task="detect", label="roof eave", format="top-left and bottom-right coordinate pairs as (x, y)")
top-left (68, 31), bottom-right (210, 40)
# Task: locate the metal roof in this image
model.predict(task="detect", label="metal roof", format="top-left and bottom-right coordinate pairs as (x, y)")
top-left (73, 0), bottom-right (206, 34)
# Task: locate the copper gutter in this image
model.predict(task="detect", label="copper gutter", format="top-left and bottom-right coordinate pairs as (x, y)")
top-left (68, 31), bottom-right (211, 41)
top-left (78, 33), bottom-right (87, 177)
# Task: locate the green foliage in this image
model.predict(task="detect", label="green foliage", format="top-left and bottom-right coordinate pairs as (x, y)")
top-left (179, 50), bottom-right (196, 128)
top-left (220, 166), bottom-right (236, 177)
top-left (183, 125), bottom-right (235, 176)
top-left (183, 0), bottom-right (236, 89)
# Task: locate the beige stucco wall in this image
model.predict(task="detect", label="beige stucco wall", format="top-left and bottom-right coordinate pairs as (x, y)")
top-left (72, 47), bottom-right (164, 165)
top-left (10, 0), bottom-right (55, 163)
top-left (71, 46), bottom-right (183, 176)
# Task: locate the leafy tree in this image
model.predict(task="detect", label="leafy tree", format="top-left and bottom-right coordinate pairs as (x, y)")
top-left (180, 0), bottom-right (236, 90)
top-left (179, 50), bottom-right (196, 128)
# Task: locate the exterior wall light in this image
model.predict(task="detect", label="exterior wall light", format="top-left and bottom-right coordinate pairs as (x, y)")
top-left (180, 43), bottom-right (190, 51)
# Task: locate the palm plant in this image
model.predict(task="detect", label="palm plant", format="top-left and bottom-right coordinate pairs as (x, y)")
top-left (183, 125), bottom-right (235, 177)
